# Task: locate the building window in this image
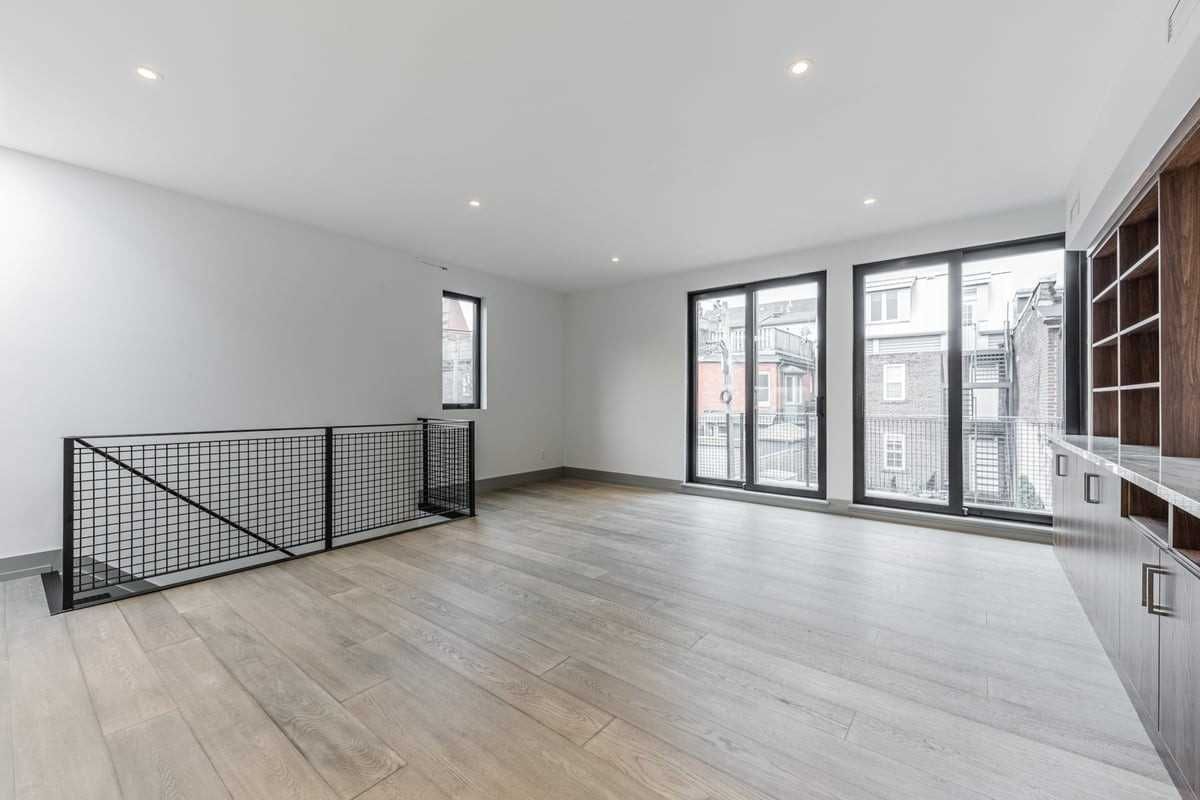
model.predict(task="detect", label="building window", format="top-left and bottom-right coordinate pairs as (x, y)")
top-left (867, 288), bottom-right (910, 322)
top-left (882, 363), bottom-right (906, 402)
top-left (784, 373), bottom-right (801, 405)
top-left (755, 371), bottom-right (771, 407)
top-left (884, 434), bottom-right (906, 471)
top-left (442, 291), bottom-right (482, 409)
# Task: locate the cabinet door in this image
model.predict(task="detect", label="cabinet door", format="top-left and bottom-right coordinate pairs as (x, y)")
top-left (1083, 468), bottom-right (1121, 655)
top-left (1051, 449), bottom-right (1072, 571)
top-left (1118, 527), bottom-right (1160, 725)
top-left (1160, 557), bottom-right (1200, 797)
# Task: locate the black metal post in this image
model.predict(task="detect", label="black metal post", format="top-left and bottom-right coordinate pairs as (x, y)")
top-left (421, 419), bottom-right (430, 509)
top-left (468, 420), bottom-right (476, 516)
top-left (324, 427), bottom-right (334, 550)
top-left (62, 438), bottom-right (75, 611)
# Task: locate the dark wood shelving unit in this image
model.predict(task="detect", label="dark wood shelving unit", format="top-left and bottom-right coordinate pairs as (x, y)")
top-left (1070, 119), bottom-right (1200, 800)
top-left (1089, 179), bottom-right (1164, 449)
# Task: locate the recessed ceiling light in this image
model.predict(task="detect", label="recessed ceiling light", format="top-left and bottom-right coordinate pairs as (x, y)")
top-left (863, 197), bottom-right (878, 206)
top-left (135, 65), bottom-right (161, 81)
top-left (610, 256), bottom-right (621, 263)
top-left (789, 59), bottom-right (812, 76)
top-left (468, 199), bottom-right (482, 208)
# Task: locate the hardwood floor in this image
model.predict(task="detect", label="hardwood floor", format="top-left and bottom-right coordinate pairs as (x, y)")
top-left (0, 479), bottom-right (1184, 798)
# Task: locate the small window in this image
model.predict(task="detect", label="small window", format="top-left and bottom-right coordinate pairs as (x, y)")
top-left (755, 371), bottom-right (771, 407)
top-left (882, 363), bottom-right (906, 402)
top-left (442, 292), bottom-right (482, 409)
top-left (784, 374), bottom-right (801, 404)
top-left (867, 288), bottom-right (910, 323)
top-left (884, 434), bottom-right (906, 471)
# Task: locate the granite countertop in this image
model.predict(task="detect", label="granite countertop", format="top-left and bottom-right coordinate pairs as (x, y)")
top-left (1049, 434), bottom-right (1200, 520)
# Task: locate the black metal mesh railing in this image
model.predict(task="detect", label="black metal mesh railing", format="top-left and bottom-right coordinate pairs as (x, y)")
top-left (861, 414), bottom-right (1060, 512)
top-left (63, 419), bottom-right (473, 609)
top-left (694, 411), bottom-right (819, 488)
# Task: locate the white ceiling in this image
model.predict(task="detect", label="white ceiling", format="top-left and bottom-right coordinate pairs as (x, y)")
top-left (0, 1), bottom-right (1133, 291)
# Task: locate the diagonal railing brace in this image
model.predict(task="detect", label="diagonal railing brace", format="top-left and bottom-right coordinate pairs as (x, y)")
top-left (75, 438), bottom-right (295, 557)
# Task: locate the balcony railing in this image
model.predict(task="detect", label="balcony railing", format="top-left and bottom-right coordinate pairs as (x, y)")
top-left (695, 411), bottom-right (818, 488)
top-left (697, 411), bottom-right (1060, 514)
top-left (863, 414), bottom-right (1061, 513)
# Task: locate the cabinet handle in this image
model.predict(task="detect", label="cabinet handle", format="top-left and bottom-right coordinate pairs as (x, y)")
top-left (1141, 563), bottom-right (1153, 607)
top-left (1055, 454), bottom-right (1068, 477)
top-left (1146, 565), bottom-right (1171, 616)
top-left (1084, 473), bottom-right (1101, 504)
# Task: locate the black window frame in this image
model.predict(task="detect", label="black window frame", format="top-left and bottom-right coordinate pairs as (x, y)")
top-left (686, 269), bottom-right (828, 500)
top-left (441, 290), bottom-right (483, 411)
top-left (852, 233), bottom-right (1070, 525)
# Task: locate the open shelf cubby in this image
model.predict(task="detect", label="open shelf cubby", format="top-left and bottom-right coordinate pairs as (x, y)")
top-left (1092, 389), bottom-right (1119, 438)
top-left (1120, 328), bottom-right (1160, 385)
top-left (1119, 270), bottom-right (1159, 330)
top-left (1123, 479), bottom-right (1169, 543)
top-left (1173, 506), bottom-right (1200, 569)
top-left (1093, 343), bottom-right (1119, 390)
top-left (1119, 386), bottom-right (1159, 447)
top-left (1092, 294), bottom-right (1119, 342)
top-left (1118, 187), bottom-right (1159, 271)
top-left (1091, 232), bottom-right (1118, 300)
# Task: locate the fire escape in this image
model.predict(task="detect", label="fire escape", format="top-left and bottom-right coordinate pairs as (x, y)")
top-left (962, 322), bottom-right (1014, 507)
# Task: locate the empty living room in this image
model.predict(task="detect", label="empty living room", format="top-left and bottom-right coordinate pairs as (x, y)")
top-left (5, 2), bottom-right (1200, 798)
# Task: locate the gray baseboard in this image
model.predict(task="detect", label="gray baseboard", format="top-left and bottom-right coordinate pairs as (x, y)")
top-left (845, 503), bottom-right (1052, 545)
top-left (562, 467), bottom-right (681, 492)
top-left (478, 467), bottom-right (566, 493)
top-left (0, 548), bottom-right (60, 582)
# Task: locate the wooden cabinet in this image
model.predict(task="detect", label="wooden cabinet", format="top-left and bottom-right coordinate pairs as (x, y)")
top-left (1160, 554), bottom-right (1200, 797)
top-left (1118, 525), bottom-right (1162, 726)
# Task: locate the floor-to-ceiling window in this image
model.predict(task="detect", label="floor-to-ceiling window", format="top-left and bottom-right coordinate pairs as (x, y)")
top-left (854, 235), bottom-right (1066, 523)
top-left (688, 271), bottom-right (826, 498)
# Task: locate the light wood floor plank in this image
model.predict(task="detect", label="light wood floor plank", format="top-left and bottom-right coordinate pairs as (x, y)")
top-left (66, 603), bottom-right (175, 735)
top-left (0, 658), bottom-right (13, 800)
top-left (183, 602), bottom-right (404, 799)
top-left (584, 718), bottom-right (777, 800)
top-left (335, 564), bottom-right (566, 674)
top-left (118, 592), bottom-right (195, 652)
top-left (16, 478), bottom-right (1181, 799)
top-left (348, 635), bottom-right (664, 800)
top-left (149, 637), bottom-right (336, 800)
top-left (4, 577), bottom-right (48, 632)
top-left (162, 581), bottom-right (223, 615)
top-left (333, 585), bottom-right (610, 745)
top-left (356, 766), bottom-right (450, 800)
top-left (106, 710), bottom-right (231, 800)
top-left (9, 617), bottom-right (122, 800)
top-left (212, 571), bottom-right (392, 700)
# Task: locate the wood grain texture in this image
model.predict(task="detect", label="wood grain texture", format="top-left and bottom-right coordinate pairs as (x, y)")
top-left (9, 617), bottom-right (123, 800)
top-left (66, 603), bottom-right (175, 735)
top-left (1160, 163), bottom-right (1200, 457)
top-left (355, 767), bottom-right (450, 800)
top-left (15, 479), bottom-right (1185, 799)
top-left (183, 601), bottom-right (404, 799)
top-left (0, 657), bottom-right (13, 800)
top-left (334, 564), bottom-right (566, 674)
top-left (106, 711), bottom-right (230, 800)
top-left (118, 592), bottom-right (195, 651)
top-left (149, 638), bottom-right (336, 800)
top-left (4, 577), bottom-right (48, 631)
top-left (332, 586), bottom-right (610, 745)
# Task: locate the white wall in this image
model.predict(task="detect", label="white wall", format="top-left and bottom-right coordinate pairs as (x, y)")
top-left (564, 202), bottom-right (1062, 502)
top-left (1067, 0), bottom-right (1200, 249)
top-left (0, 147), bottom-right (565, 559)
